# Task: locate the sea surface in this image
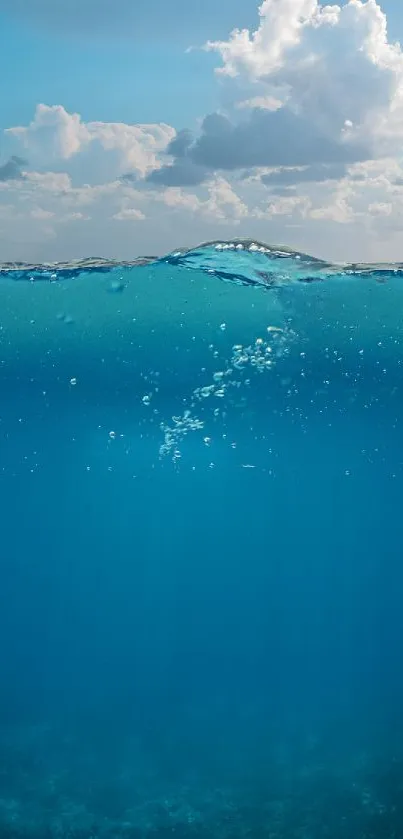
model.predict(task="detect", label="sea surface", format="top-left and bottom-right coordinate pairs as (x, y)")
top-left (1, 239), bottom-right (403, 839)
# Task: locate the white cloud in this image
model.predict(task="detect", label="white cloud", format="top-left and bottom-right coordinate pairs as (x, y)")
top-left (0, 170), bottom-right (72, 195)
top-left (309, 196), bottom-right (355, 224)
top-left (87, 120), bottom-right (175, 175)
top-left (236, 95), bottom-right (283, 111)
top-left (59, 212), bottom-right (91, 222)
top-left (159, 177), bottom-right (248, 223)
top-left (368, 201), bottom-right (393, 216)
top-left (3, 1), bottom-right (403, 263)
top-left (24, 171), bottom-right (73, 192)
top-left (206, 177), bottom-right (248, 220)
top-left (206, 0), bottom-right (403, 154)
top-left (30, 207), bottom-right (54, 220)
top-left (151, 1), bottom-right (403, 185)
top-left (7, 104), bottom-right (90, 159)
top-left (255, 195), bottom-right (311, 218)
top-left (68, 181), bottom-right (124, 206)
top-left (113, 208), bottom-right (146, 221)
top-left (161, 189), bottom-right (202, 212)
top-left (206, 0), bottom-right (320, 78)
top-left (6, 104), bottom-right (176, 177)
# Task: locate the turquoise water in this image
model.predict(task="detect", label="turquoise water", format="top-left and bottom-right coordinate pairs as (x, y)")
top-left (1, 240), bottom-right (403, 838)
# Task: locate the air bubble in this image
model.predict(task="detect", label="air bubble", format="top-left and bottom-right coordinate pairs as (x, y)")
top-left (159, 323), bottom-right (296, 464)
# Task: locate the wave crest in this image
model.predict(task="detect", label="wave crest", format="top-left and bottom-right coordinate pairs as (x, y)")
top-left (1, 239), bottom-right (403, 286)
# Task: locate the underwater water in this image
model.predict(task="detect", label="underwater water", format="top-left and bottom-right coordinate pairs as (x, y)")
top-left (1, 238), bottom-right (403, 838)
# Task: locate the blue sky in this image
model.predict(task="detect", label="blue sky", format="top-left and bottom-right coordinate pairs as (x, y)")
top-left (1, 0), bottom-right (403, 262)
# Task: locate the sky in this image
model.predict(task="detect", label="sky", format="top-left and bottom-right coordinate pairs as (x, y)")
top-left (1, 0), bottom-right (403, 263)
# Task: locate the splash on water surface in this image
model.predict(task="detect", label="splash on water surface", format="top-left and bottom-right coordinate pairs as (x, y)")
top-left (2, 237), bottom-right (403, 285)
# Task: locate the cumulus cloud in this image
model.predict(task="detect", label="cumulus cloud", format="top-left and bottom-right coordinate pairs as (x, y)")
top-left (261, 163), bottom-right (348, 188)
top-left (0, 155), bottom-right (27, 182)
top-left (206, 0), bottom-right (403, 147)
top-left (24, 171), bottom-right (73, 192)
top-left (368, 201), bottom-right (393, 216)
top-left (30, 207), bottom-right (54, 220)
top-left (206, 177), bottom-right (249, 220)
top-left (147, 158), bottom-right (208, 187)
top-left (255, 194), bottom-right (311, 219)
top-left (4, 0), bottom-right (403, 261)
top-left (145, 0), bottom-right (403, 187)
top-left (7, 104), bottom-right (175, 178)
top-left (192, 110), bottom-right (366, 169)
top-left (113, 208), bottom-right (146, 221)
top-left (145, 130), bottom-right (208, 186)
top-left (147, 109), bottom-right (367, 185)
top-left (7, 105), bottom-right (89, 159)
top-left (236, 96), bottom-right (282, 111)
top-left (310, 197), bottom-right (355, 224)
top-left (158, 177), bottom-right (248, 222)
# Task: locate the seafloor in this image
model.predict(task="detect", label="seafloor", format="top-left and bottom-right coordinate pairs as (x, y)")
top-left (0, 716), bottom-right (402, 839)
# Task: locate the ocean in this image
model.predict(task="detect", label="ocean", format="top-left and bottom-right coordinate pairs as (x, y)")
top-left (0, 239), bottom-right (402, 838)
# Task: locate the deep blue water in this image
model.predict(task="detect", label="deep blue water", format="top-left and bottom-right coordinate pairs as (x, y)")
top-left (1, 240), bottom-right (403, 838)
